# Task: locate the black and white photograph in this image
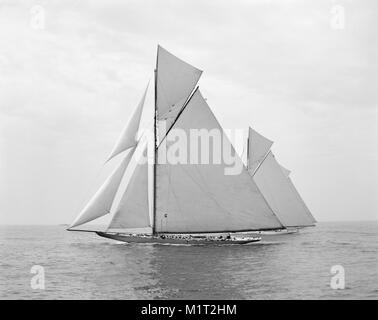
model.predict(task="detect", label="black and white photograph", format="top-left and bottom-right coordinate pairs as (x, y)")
top-left (0, 0), bottom-right (377, 305)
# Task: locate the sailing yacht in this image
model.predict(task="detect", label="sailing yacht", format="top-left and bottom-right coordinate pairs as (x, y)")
top-left (67, 45), bottom-right (315, 244)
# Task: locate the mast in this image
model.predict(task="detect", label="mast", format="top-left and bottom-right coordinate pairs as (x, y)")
top-left (153, 51), bottom-right (158, 235)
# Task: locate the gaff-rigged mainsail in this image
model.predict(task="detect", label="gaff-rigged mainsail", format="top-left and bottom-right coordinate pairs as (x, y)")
top-left (155, 90), bottom-right (283, 233)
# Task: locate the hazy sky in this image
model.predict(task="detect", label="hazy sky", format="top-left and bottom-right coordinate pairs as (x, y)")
top-left (1, 0), bottom-right (377, 224)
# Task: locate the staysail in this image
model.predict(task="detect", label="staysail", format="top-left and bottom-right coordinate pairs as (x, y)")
top-left (155, 89), bottom-right (283, 233)
top-left (156, 45), bottom-right (202, 142)
top-left (106, 82), bottom-right (149, 162)
top-left (69, 147), bottom-right (136, 229)
top-left (247, 127), bottom-right (273, 173)
top-left (107, 145), bottom-right (151, 231)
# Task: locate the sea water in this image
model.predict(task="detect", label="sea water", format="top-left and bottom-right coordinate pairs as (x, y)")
top-left (0, 221), bottom-right (377, 299)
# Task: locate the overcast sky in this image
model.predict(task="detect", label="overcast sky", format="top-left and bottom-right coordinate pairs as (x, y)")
top-left (0, 0), bottom-right (377, 224)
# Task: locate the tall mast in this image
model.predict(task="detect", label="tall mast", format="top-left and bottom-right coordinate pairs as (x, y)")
top-left (153, 49), bottom-right (158, 235)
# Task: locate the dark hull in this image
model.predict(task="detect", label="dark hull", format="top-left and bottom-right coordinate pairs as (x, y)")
top-left (96, 232), bottom-right (261, 245)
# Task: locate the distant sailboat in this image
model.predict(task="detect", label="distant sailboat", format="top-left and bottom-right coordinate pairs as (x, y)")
top-left (68, 46), bottom-right (315, 244)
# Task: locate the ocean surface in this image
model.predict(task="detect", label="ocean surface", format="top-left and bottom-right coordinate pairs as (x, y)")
top-left (0, 222), bottom-right (377, 300)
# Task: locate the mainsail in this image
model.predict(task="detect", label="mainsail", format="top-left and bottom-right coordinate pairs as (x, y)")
top-left (155, 89), bottom-right (283, 233)
top-left (247, 127), bottom-right (273, 173)
top-left (156, 45), bottom-right (202, 142)
top-left (106, 82), bottom-right (149, 162)
top-left (69, 147), bottom-right (136, 229)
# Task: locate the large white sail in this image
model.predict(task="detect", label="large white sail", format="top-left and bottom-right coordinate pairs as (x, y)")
top-left (156, 45), bottom-right (202, 142)
top-left (247, 127), bottom-right (273, 173)
top-left (107, 145), bottom-right (151, 231)
top-left (253, 152), bottom-right (315, 227)
top-left (106, 82), bottom-right (149, 162)
top-left (286, 176), bottom-right (317, 224)
top-left (155, 90), bottom-right (283, 233)
top-left (278, 162), bottom-right (316, 223)
top-left (69, 147), bottom-right (136, 229)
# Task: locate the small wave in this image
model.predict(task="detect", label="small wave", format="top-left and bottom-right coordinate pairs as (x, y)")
top-left (154, 243), bottom-right (194, 247)
top-left (326, 240), bottom-right (354, 246)
top-left (255, 241), bottom-right (284, 246)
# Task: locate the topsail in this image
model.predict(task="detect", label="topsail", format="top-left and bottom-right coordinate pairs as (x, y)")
top-left (156, 45), bottom-right (202, 142)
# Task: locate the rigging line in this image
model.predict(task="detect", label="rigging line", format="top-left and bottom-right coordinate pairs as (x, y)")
top-left (155, 72), bottom-right (172, 118)
top-left (155, 66), bottom-right (200, 124)
top-left (157, 86), bottom-right (199, 149)
top-left (153, 53), bottom-right (158, 235)
top-left (252, 149), bottom-right (272, 176)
